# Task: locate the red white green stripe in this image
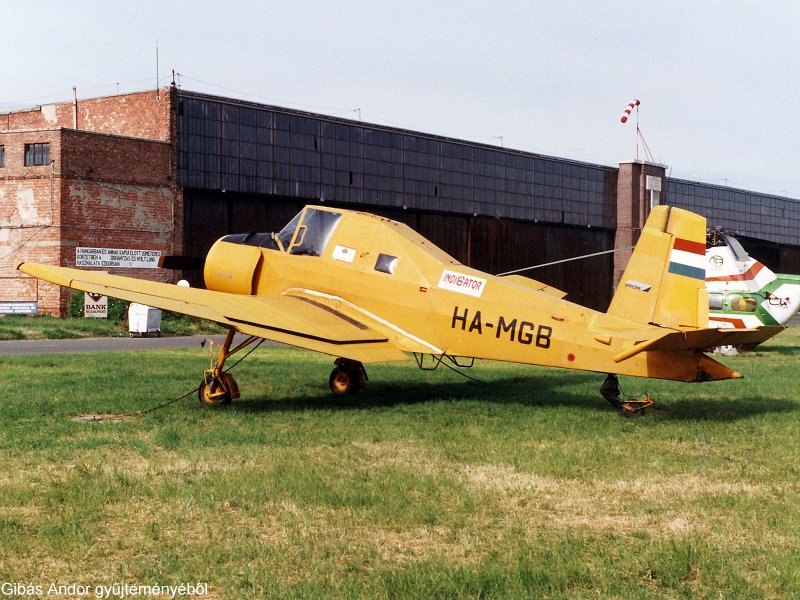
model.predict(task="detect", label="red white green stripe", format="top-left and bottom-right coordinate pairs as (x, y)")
top-left (668, 238), bottom-right (706, 280)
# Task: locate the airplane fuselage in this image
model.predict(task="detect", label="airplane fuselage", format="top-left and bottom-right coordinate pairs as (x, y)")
top-left (203, 206), bottom-right (729, 382)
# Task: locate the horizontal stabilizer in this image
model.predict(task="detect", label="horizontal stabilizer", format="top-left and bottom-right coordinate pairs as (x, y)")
top-left (613, 325), bottom-right (784, 363)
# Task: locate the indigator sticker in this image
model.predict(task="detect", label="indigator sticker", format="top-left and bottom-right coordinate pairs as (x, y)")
top-left (624, 280), bottom-right (652, 292)
top-left (438, 269), bottom-right (487, 297)
top-left (668, 238), bottom-right (706, 280)
top-left (332, 245), bottom-right (356, 263)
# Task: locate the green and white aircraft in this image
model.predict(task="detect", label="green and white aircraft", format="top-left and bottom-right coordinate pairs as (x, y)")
top-left (706, 233), bottom-right (800, 336)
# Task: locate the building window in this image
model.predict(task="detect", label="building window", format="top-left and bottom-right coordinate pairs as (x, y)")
top-left (0, 145), bottom-right (4, 167)
top-left (24, 143), bottom-right (50, 166)
top-left (728, 294), bottom-right (758, 313)
top-left (708, 292), bottom-right (724, 311)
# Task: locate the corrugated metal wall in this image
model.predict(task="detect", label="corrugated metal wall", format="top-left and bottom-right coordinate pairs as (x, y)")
top-left (178, 92), bottom-right (620, 309)
top-left (667, 178), bottom-right (800, 246)
top-left (176, 92), bottom-right (617, 228)
top-left (177, 91), bottom-right (800, 311)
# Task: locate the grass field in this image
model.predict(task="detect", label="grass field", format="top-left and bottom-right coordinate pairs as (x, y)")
top-left (2, 329), bottom-right (799, 598)
top-left (0, 315), bottom-right (223, 340)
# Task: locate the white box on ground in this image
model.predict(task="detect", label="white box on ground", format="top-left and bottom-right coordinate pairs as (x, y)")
top-left (128, 303), bottom-right (162, 336)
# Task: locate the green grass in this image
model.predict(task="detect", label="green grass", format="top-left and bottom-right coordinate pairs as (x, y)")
top-left (1, 329), bottom-right (799, 598)
top-left (0, 314), bottom-right (223, 340)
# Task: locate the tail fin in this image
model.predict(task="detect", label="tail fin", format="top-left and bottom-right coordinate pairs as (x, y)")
top-left (607, 206), bottom-right (708, 328)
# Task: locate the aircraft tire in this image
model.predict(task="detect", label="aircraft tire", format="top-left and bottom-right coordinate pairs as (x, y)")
top-left (329, 367), bottom-right (354, 394)
top-left (329, 358), bottom-right (367, 394)
top-left (198, 374), bottom-right (232, 406)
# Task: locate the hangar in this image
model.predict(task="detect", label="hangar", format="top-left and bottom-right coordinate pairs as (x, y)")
top-left (2, 85), bottom-right (799, 315)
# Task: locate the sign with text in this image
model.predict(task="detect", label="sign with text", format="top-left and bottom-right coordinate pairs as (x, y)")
top-left (76, 247), bottom-right (162, 269)
top-left (84, 293), bottom-right (108, 318)
top-left (437, 269), bottom-right (487, 298)
top-left (0, 301), bottom-right (39, 315)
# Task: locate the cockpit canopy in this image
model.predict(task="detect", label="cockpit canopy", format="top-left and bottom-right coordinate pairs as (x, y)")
top-left (221, 207), bottom-right (342, 256)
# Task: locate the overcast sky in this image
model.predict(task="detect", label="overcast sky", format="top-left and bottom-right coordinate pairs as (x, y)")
top-left (3, 1), bottom-right (799, 199)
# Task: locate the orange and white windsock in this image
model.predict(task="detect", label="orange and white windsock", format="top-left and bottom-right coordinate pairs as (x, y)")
top-left (620, 99), bottom-right (640, 123)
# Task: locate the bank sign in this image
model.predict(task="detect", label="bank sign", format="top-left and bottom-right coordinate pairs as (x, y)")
top-left (76, 247), bottom-right (162, 268)
top-left (84, 293), bottom-right (108, 318)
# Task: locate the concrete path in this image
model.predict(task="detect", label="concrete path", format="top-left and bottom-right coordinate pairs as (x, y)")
top-left (0, 334), bottom-right (230, 356)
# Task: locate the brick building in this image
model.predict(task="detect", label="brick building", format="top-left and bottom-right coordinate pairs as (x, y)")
top-left (1, 89), bottom-right (181, 314)
top-left (2, 86), bottom-right (798, 315)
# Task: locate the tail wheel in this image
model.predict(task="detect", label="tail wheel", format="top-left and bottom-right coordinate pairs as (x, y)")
top-left (198, 372), bottom-right (237, 406)
top-left (329, 359), bottom-right (367, 394)
top-left (619, 396), bottom-right (655, 418)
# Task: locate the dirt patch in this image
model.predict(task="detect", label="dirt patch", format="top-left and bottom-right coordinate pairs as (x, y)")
top-left (70, 413), bottom-right (137, 423)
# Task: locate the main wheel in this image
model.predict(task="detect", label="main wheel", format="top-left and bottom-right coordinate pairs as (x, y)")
top-left (198, 373), bottom-right (232, 406)
top-left (329, 359), bottom-right (367, 394)
top-left (329, 367), bottom-right (353, 394)
top-left (328, 358), bottom-right (367, 394)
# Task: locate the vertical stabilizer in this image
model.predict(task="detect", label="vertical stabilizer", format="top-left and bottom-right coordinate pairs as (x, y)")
top-left (607, 206), bottom-right (708, 328)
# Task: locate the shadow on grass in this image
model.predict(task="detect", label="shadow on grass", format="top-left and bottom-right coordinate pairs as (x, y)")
top-left (649, 396), bottom-right (798, 421)
top-left (738, 344), bottom-right (800, 357)
top-left (233, 373), bottom-right (594, 410)
top-left (227, 372), bottom-right (798, 423)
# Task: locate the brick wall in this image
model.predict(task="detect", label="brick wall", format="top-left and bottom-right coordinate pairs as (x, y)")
top-left (61, 130), bottom-right (173, 186)
top-left (60, 179), bottom-right (179, 265)
top-left (0, 129), bottom-right (61, 174)
top-left (2, 89), bottom-right (171, 141)
top-left (0, 130), bottom-right (61, 310)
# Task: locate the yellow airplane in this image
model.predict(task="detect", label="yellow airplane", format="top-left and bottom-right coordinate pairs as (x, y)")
top-left (16, 204), bottom-right (782, 416)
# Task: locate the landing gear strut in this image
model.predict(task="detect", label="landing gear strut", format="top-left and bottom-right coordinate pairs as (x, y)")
top-left (329, 358), bottom-right (368, 394)
top-left (600, 373), bottom-right (655, 418)
top-left (198, 330), bottom-right (258, 406)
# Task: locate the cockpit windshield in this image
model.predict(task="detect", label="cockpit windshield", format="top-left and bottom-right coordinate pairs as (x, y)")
top-left (720, 234), bottom-right (750, 262)
top-left (708, 230), bottom-right (750, 261)
top-left (277, 208), bottom-right (342, 256)
top-left (277, 212), bottom-right (303, 249)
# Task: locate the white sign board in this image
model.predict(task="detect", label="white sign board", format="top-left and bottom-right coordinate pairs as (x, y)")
top-left (645, 175), bottom-right (662, 191)
top-left (84, 293), bottom-right (108, 318)
top-left (76, 247), bottom-right (162, 269)
top-left (0, 301), bottom-right (39, 315)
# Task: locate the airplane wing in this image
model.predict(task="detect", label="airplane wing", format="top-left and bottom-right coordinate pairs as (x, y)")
top-left (16, 262), bottom-right (435, 364)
